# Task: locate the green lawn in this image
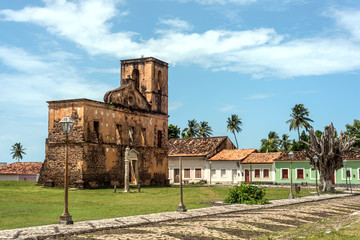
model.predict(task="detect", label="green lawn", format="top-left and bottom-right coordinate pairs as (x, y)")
top-left (0, 181), bottom-right (312, 230)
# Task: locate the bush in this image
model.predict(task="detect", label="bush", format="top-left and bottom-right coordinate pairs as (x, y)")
top-left (224, 183), bottom-right (269, 205)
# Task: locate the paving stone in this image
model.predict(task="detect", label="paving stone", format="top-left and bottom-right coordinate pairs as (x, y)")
top-left (0, 193), bottom-right (357, 239)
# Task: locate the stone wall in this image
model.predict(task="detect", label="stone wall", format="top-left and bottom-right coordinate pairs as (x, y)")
top-left (38, 57), bottom-right (169, 188)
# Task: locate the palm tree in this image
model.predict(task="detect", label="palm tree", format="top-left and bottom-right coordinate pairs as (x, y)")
top-left (182, 119), bottom-right (199, 138)
top-left (260, 131), bottom-right (280, 153)
top-left (286, 104), bottom-right (314, 140)
top-left (226, 114), bottom-right (242, 148)
top-left (280, 134), bottom-right (292, 151)
top-left (198, 121), bottom-right (213, 137)
top-left (10, 143), bottom-right (26, 162)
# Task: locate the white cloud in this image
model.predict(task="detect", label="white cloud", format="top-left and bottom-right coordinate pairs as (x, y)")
top-left (331, 8), bottom-right (360, 41)
top-left (2, 1), bottom-right (360, 78)
top-left (169, 101), bottom-right (184, 111)
top-left (245, 93), bottom-right (274, 100)
top-left (177, 0), bottom-right (256, 5)
top-left (218, 104), bottom-right (238, 112)
top-left (88, 67), bottom-right (120, 74)
top-left (0, 45), bottom-right (110, 117)
top-left (158, 17), bottom-right (193, 31)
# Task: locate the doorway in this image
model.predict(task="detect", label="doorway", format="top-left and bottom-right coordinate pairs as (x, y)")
top-left (232, 169), bottom-right (237, 184)
top-left (245, 169), bottom-right (250, 184)
top-left (174, 168), bottom-right (180, 183)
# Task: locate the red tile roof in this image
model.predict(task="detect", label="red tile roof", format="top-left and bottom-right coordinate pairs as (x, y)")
top-left (276, 151), bottom-right (307, 162)
top-left (242, 152), bottom-right (282, 164)
top-left (168, 137), bottom-right (230, 157)
top-left (0, 162), bottom-right (43, 175)
top-left (209, 149), bottom-right (257, 161)
top-left (275, 150), bottom-right (360, 162)
top-left (343, 150), bottom-right (360, 160)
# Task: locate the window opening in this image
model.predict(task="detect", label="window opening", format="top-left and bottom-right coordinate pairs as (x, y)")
top-left (115, 124), bottom-right (122, 145)
top-left (157, 130), bottom-right (162, 147)
top-left (263, 169), bottom-right (269, 178)
top-left (184, 169), bottom-right (190, 179)
top-left (94, 121), bottom-right (99, 140)
top-left (282, 169), bottom-right (289, 179)
top-left (195, 168), bottom-right (202, 178)
top-left (255, 169), bottom-right (261, 178)
top-left (221, 169), bottom-right (226, 178)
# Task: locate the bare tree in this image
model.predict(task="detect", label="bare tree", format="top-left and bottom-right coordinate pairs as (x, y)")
top-left (302, 123), bottom-right (355, 192)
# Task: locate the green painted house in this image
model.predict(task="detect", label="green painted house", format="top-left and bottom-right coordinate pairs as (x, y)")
top-left (274, 150), bottom-right (360, 186)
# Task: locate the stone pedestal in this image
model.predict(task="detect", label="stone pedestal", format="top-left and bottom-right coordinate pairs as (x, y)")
top-left (59, 213), bottom-right (73, 225)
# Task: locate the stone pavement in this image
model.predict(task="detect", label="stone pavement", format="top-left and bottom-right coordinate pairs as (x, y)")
top-left (0, 193), bottom-right (356, 240)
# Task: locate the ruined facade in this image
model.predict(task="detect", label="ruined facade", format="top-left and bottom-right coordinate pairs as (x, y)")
top-left (38, 57), bottom-right (169, 188)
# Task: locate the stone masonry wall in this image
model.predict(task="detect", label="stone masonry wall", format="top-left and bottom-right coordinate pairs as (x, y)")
top-left (39, 99), bottom-right (168, 187)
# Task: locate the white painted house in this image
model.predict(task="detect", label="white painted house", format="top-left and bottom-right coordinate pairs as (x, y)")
top-left (168, 137), bottom-right (235, 184)
top-left (240, 152), bottom-right (281, 184)
top-left (0, 162), bottom-right (43, 181)
top-left (208, 149), bottom-right (257, 184)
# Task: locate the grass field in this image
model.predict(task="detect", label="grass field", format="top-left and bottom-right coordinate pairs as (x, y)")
top-left (0, 181), bottom-right (313, 230)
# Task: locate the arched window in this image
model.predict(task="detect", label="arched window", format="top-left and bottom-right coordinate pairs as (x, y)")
top-left (132, 69), bottom-right (140, 90)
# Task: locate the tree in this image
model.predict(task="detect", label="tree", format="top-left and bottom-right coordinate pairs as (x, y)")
top-left (182, 119), bottom-right (199, 138)
top-left (286, 104), bottom-right (314, 140)
top-left (198, 121), bottom-right (213, 138)
top-left (168, 124), bottom-right (181, 139)
top-left (290, 130), bottom-right (310, 151)
top-left (280, 134), bottom-right (292, 151)
top-left (315, 130), bottom-right (323, 140)
top-left (345, 119), bottom-right (360, 149)
top-left (226, 114), bottom-right (242, 149)
top-left (259, 131), bottom-right (280, 153)
top-left (10, 143), bottom-right (26, 162)
top-left (302, 123), bottom-right (356, 192)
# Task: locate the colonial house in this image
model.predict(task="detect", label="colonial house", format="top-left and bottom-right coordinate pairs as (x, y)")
top-left (335, 150), bottom-right (360, 186)
top-left (274, 150), bottom-right (360, 186)
top-left (0, 162), bottom-right (43, 181)
top-left (38, 57), bottom-right (169, 188)
top-left (274, 151), bottom-right (315, 185)
top-left (208, 149), bottom-right (257, 184)
top-left (168, 137), bottom-right (235, 184)
top-left (241, 152), bottom-right (281, 184)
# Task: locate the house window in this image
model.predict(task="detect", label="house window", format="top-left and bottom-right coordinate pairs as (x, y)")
top-left (221, 169), bottom-right (226, 178)
top-left (282, 169), bottom-right (289, 179)
top-left (211, 169), bottom-right (216, 177)
top-left (263, 169), bottom-right (269, 178)
top-left (342, 168), bottom-right (352, 180)
top-left (297, 169), bottom-right (304, 179)
top-left (195, 168), bottom-right (202, 179)
top-left (184, 168), bottom-right (190, 179)
top-left (254, 169), bottom-right (261, 178)
top-left (115, 124), bottom-right (122, 145)
top-left (157, 130), bottom-right (162, 148)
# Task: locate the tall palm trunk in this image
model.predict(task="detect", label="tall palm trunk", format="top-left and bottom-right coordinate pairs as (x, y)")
top-left (233, 131), bottom-right (238, 149)
top-left (297, 128), bottom-right (300, 141)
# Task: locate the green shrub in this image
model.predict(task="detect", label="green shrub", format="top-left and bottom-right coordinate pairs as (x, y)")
top-left (224, 183), bottom-right (269, 205)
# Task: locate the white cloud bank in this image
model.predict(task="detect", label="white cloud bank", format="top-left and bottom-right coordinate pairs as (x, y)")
top-left (0, 45), bottom-right (110, 117)
top-left (177, 0), bottom-right (256, 5)
top-left (1, 1), bottom-right (360, 78)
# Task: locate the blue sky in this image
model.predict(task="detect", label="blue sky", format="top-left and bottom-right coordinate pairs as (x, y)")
top-left (0, 0), bottom-right (359, 163)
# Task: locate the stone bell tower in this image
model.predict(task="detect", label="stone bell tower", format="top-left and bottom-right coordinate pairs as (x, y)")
top-left (120, 57), bottom-right (168, 115)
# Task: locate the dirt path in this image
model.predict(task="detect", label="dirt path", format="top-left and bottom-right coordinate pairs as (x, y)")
top-left (66, 195), bottom-right (360, 240)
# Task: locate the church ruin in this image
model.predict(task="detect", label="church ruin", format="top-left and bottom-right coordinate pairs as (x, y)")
top-left (38, 57), bottom-right (169, 188)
